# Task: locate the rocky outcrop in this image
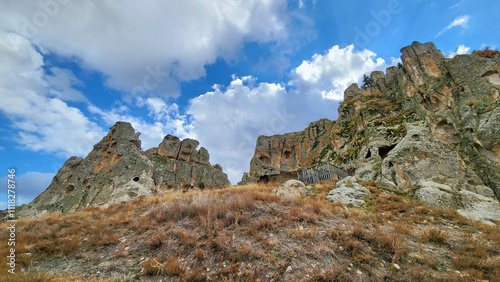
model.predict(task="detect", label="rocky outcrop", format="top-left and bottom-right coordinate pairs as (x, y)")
top-left (241, 41), bottom-right (500, 224)
top-left (19, 122), bottom-right (230, 216)
top-left (239, 118), bottom-right (335, 184)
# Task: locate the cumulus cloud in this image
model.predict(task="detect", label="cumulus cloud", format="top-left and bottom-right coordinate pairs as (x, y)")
top-left (292, 45), bottom-right (386, 100)
top-left (436, 15), bottom-right (469, 37)
top-left (88, 98), bottom-right (192, 150)
top-left (44, 67), bottom-right (87, 102)
top-left (0, 2), bottom-right (388, 185)
top-left (0, 31), bottom-right (105, 157)
top-left (446, 44), bottom-right (471, 58)
top-left (187, 45), bottom-right (387, 182)
top-left (0, 0), bottom-right (291, 98)
top-left (0, 171), bottom-right (55, 209)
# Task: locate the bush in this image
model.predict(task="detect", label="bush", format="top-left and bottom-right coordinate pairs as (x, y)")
top-left (472, 47), bottom-right (499, 58)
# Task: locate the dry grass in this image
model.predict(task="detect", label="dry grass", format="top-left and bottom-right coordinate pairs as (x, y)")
top-left (472, 47), bottom-right (499, 58)
top-left (421, 228), bottom-right (450, 244)
top-left (2, 182), bottom-right (500, 281)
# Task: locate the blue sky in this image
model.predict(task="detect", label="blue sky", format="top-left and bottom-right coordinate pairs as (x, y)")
top-left (0, 0), bottom-right (498, 209)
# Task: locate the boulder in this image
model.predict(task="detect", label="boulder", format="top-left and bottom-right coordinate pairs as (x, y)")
top-left (457, 190), bottom-right (500, 225)
top-left (379, 123), bottom-right (467, 189)
top-left (414, 181), bottom-right (457, 210)
top-left (158, 134), bottom-right (181, 158)
top-left (326, 177), bottom-right (370, 207)
top-left (272, 180), bottom-right (307, 198)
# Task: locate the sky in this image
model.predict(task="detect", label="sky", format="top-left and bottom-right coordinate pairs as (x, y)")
top-left (0, 0), bottom-right (498, 209)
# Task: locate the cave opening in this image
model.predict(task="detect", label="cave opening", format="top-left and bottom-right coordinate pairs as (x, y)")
top-left (258, 175), bottom-right (270, 184)
top-left (64, 185), bottom-right (75, 194)
top-left (379, 144), bottom-right (397, 159)
top-left (365, 149), bottom-right (372, 158)
top-left (284, 150), bottom-right (292, 159)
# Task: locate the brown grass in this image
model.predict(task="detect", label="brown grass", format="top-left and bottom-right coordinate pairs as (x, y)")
top-left (165, 256), bottom-right (183, 276)
top-left (2, 182), bottom-right (500, 281)
top-left (421, 228), bottom-right (450, 244)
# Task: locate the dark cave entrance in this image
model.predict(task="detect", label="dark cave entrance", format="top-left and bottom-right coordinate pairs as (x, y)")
top-left (378, 144), bottom-right (397, 159)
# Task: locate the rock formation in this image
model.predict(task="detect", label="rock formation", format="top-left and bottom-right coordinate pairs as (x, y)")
top-left (20, 122), bottom-right (230, 216)
top-left (326, 176), bottom-right (371, 208)
top-left (241, 41), bottom-right (500, 224)
top-left (272, 179), bottom-right (308, 198)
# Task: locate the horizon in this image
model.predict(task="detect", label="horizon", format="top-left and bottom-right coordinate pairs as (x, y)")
top-left (1, 0), bottom-right (499, 209)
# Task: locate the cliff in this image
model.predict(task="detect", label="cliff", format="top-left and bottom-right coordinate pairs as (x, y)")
top-left (19, 122), bottom-right (230, 216)
top-left (240, 42), bottom-right (500, 224)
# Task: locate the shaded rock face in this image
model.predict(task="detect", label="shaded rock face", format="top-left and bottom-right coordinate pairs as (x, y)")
top-left (241, 41), bottom-right (500, 224)
top-left (21, 122), bottom-right (230, 216)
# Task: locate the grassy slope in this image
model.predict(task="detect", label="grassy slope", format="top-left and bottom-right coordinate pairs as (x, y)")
top-left (1, 181), bottom-right (499, 281)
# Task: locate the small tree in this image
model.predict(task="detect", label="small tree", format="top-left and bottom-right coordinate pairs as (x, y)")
top-left (362, 74), bottom-right (371, 87)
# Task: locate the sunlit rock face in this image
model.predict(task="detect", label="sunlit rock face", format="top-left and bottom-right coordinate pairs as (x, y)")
top-left (20, 121), bottom-right (230, 216)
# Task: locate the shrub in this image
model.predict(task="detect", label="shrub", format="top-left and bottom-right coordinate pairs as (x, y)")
top-left (422, 228), bottom-right (449, 244)
top-left (165, 256), bottom-right (183, 275)
top-left (142, 258), bottom-right (164, 276)
top-left (472, 47), bottom-right (499, 58)
top-left (177, 229), bottom-right (198, 248)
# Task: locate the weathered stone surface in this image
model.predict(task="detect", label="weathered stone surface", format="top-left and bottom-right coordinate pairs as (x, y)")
top-left (414, 181), bottom-right (457, 210)
top-left (177, 139), bottom-right (199, 161)
top-left (239, 118), bottom-right (335, 185)
top-left (272, 180), bottom-right (307, 198)
top-left (379, 123), bottom-right (467, 189)
top-left (19, 122), bottom-right (230, 216)
top-left (158, 134), bottom-right (181, 158)
top-left (326, 176), bottom-right (370, 207)
top-left (457, 190), bottom-right (500, 225)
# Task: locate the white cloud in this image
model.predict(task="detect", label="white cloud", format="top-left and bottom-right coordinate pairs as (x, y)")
top-left (292, 45), bottom-right (386, 100)
top-left (0, 0), bottom-right (291, 98)
top-left (45, 67), bottom-right (87, 102)
top-left (186, 45), bottom-right (387, 183)
top-left (0, 2), bottom-right (388, 186)
top-left (0, 31), bottom-right (105, 157)
top-left (446, 44), bottom-right (471, 58)
top-left (0, 171), bottom-right (55, 209)
top-left (436, 15), bottom-right (469, 37)
top-left (448, 15), bottom-right (469, 29)
top-left (0, 146), bottom-right (4, 151)
top-left (88, 99), bottom-right (192, 151)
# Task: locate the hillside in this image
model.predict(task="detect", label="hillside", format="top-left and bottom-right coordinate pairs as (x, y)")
top-left (2, 181), bottom-right (500, 281)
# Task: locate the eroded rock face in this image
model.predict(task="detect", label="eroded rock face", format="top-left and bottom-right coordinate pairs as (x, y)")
top-left (20, 122), bottom-right (230, 216)
top-left (238, 119), bottom-right (335, 185)
top-left (242, 41), bottom-right (500, 224)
